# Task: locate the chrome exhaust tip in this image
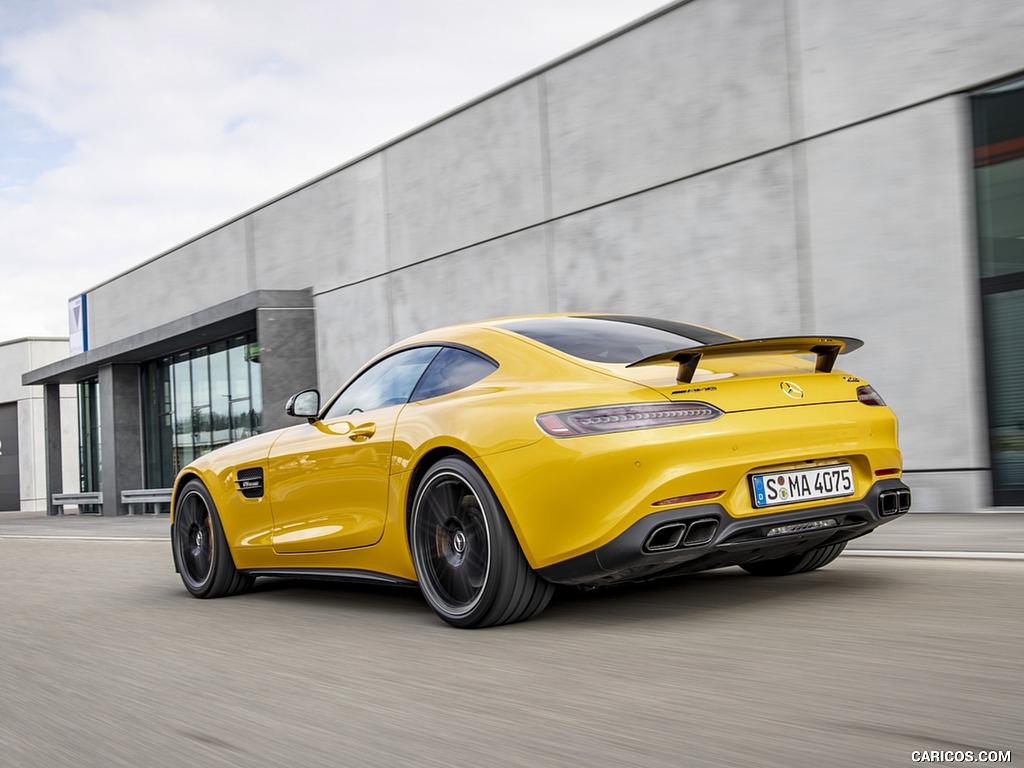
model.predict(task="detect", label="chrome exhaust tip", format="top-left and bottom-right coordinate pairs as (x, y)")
top-left (879, 489), bottom-right (911, 516)
top-left (645, 522), bottom-right (686, 552)
top-left (897, 488), bottom-right (912, 512)
top-left (683, 518), bottom-right (718, 546)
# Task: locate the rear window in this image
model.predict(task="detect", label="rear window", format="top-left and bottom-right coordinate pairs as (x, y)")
top-left (497, 316), bottom-right (735, 363)
top-left (412, 347), bottom-right (497, 401)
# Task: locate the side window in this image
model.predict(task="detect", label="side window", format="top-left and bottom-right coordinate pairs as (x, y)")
top-left (411, 347), bottom-right (498, 402)
top-left (324, 346), bottom-right (440, 420)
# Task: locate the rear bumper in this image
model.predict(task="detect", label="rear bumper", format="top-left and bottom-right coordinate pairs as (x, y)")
top-left (538, 479), bottom-right (911, 585)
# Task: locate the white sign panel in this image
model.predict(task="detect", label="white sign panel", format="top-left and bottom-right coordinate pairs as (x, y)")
top-left (69, 294), bottom-right (88, 355)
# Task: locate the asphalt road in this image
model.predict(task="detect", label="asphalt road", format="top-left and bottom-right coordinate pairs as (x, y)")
top-left (1, 534), bottom-right (1020, 768)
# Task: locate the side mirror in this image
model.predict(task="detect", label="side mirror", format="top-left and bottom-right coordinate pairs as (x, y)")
top-left (286, 389), bottom-right (320, 422)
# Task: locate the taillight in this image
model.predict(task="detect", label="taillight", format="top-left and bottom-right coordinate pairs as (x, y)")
top-left (536, 402), bottom-right (722, 437)
top-left (857, 385), bottom-right (886, 406)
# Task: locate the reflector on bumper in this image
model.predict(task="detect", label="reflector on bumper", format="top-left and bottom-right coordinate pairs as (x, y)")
top-left (766, 518), bottom-right (838, 537)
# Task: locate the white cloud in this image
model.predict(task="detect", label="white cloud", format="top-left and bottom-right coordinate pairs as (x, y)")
top-left (0, 0), bottom-right (667, 340)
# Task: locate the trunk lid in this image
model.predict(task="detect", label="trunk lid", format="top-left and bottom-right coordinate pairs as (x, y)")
top-left (593, 354), bottom-right (865, 412)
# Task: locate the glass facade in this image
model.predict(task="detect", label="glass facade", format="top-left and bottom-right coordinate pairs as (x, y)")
top-left (77, 378), bottom-right (102, 504)
top-left (973, 79), bottom-right (1024, 505)
top-left (142, 333), bottom-right (262, 488)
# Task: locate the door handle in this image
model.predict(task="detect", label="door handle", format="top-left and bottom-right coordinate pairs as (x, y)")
top-left (348, 422), bottom-right (376, 441)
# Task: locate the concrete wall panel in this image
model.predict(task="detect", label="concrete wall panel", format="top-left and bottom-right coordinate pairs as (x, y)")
top-left (87, 221), bottom-right (250, 348)
top-left (257, 307), bottom-right (318, 432)
top-left (253, 156), bottom-right (387, 291)
top-left (1, 339), bottom-right (67, 402)
top-left (545, 0), bottom-right (792, 216)
top-left (805, 98), bottom-right (988, 487)
top-left (0, 343), bottom-right (30, 403)
top-left (389, 227), bottom-right (550, 342)
top-left (314, 279), bottom-right (393, 396)
top-left (551, 149), bottom-right (802, 337)
top-left (385, 82), bottom-right (547, 269)
top-left (59, 389), bottom-right (78, 496)
top-left (797, 0), bottom-right (1024, 136)
top-left (907, 470), bottom-right (992, 514)
top-left (0, 340), bottom-right (78, 511)
top-left (16, 398), bottom-right (41, 510)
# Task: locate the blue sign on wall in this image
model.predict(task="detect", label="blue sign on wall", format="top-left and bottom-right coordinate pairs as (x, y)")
top-left (69, 294), bottom-right (88, 355)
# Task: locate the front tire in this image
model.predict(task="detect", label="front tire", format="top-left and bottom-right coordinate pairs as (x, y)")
top-left (740, 541), bottom-right (848, 577)
top-left (409, 457), bottom-right (553, 628)
top-left (172, 479), bottom-right (254, 598)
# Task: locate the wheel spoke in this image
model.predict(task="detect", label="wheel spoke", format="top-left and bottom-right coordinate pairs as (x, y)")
top-left (176, 492), bottom-right (214, 583)
top-left (423, 481), bottom-right (454, 526)
top-left (448, 561), bottom-right (474, 602)
top-left (412, 466), bottom-right (495, 619)
top-left (462, 517), bottom-right (487, 585)
top-left (436, 555), bottom-right (458, 598)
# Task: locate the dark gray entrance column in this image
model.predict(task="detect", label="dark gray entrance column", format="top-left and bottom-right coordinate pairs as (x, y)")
top-left (257, 306), bottom-right (318, 432)
top-left (0, 402), bottom-right (21, 512)
top-left (44, 383), bottom-right (63, 515)
top-left (98, 364), bottom-right (143, 516)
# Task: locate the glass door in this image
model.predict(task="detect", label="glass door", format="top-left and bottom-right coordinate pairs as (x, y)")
top-left (973, 79), bottom-right (1024, 505)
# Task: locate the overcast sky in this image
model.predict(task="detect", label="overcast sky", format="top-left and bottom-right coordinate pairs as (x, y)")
top-left (0, 0), bottom-right (668, 341)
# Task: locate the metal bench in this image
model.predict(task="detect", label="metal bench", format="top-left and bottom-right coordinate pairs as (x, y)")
top-left (52, 492), bottom-right (104, 515)
top-left (121, 488), bottom-right (173, 515)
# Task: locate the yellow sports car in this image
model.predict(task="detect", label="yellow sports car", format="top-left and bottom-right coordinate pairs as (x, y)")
top-left (171, 314), bottom-right (910, 627)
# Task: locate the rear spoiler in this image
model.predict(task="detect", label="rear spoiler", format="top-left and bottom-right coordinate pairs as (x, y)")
top-left (626, 336), bottom-right (864, 384)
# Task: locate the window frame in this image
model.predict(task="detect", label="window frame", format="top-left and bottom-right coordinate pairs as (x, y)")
top-left (320, 343), bottom-right (499, 420)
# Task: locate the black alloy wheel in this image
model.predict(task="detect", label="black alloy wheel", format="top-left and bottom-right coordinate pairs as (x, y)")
top-left (172, 479), bottom-right (254, 598)
top-left (410, 457), bottom-right (553, 628)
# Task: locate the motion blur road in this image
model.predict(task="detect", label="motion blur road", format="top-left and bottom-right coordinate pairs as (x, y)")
top-left (1, 516), bottom-right (1020, 767)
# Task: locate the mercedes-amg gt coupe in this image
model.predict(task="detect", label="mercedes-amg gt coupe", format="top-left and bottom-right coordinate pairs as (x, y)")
top-left (171, 314), bottom-right (911, 627)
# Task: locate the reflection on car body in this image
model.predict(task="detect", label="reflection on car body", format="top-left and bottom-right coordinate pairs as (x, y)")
top-left (171, 314), bottom-right (910, 628)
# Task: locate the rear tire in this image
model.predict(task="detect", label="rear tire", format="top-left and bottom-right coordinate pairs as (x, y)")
top-left (409, 457), bottom-right (554, 628)
top-left (172, 479), bottom-right (254, 598)
top-left (740, 541), bottom-right (847, 577)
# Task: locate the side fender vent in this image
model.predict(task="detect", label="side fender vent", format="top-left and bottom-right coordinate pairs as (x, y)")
top-left (235, 467), bottom-right (264, 499)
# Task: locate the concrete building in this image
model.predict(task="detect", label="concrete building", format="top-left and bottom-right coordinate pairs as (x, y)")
top-left (18, 0), bottom-right (1024, 513)
top-left (0, 339), bottom-right (78, 512)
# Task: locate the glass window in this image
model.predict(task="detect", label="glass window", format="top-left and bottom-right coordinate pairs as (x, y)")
top-left (497, 316), bottom-right (732, 363)
top-left (191, 350), bottom-right (212, 455)
top-left (77, 379), bottom-right (101, 497)
top-left (981, 288), bottom-right (1024, 501)
top-left (208, 342), bottom-right (231, 451)
top-left (412, 347), bottom-right (498, 402)
top-left (141, 332), bottom-right (261, 486)
top-left (171, 352), bottom-right (194, 471)
top-left (227, 338), bottom-right (254, 441)
top-left (141, 359), bottom-right (173, 488)
top-left (324, 347), bottom-right (440, 420)
top-left (973, 79), bottom-right (1024, 504)
top-left (973, 82), bottom-right (1024, 280)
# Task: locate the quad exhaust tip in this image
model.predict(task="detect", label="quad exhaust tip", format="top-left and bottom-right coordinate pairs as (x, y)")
top-left (683, 518), bottom-right (718, 546)
top-left (879, 488), bottom-right (912, 516)
top-left (645, 522), bottom-right (686, 551)
top-left (644, 518), bottom-right (719, 552)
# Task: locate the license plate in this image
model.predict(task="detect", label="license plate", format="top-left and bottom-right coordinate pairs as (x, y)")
top-left (751, 464), bottom-right (854, 508)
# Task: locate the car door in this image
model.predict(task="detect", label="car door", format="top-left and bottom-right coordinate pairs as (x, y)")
top-left (267, 346), bottom-right (440, 553)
